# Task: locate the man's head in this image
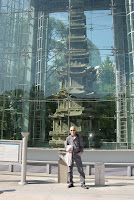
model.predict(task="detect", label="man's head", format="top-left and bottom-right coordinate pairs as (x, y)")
top-left (70, 126), bottom-right (76, 137)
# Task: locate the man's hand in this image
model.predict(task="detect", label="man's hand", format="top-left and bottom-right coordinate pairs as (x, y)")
top-left (77, 152), bottom-right (82, 156)
top-left (68, 149), bottom-right (73, 153)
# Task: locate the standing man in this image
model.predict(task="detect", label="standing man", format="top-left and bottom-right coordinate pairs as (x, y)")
top-left (65, 126), bottom-right (89, 189)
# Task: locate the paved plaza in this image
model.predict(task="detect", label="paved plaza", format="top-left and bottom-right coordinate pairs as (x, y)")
top-left (0, 171), bottom-right (134, 200)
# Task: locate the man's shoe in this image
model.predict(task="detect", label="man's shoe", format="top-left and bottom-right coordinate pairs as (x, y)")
top-left (68, 183), bottom-right (74, 188)
top-left (81, 184), bottom-right (89, 189)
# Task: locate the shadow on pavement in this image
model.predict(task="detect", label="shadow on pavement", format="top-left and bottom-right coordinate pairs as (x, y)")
top-left (27, 180), bottom-right (57, 184)
top-left (0, 189), bottom-right (16, 194)
top-left (88, 182), bottom-right (134, 187)
top-left (0, 180), bottom-right (20, 183)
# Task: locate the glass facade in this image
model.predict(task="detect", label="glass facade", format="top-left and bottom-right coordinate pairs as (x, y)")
top-left (126, 0), bottom-right (134, 148)
top-left (0, 0), bottom-right (133, 149)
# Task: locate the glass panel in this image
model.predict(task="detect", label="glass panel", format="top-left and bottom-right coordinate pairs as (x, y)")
top-left (0, 0), bottom-right (132, 150)
top-left (128, 33), bottom-right (132, 52)
top-left (127, 14), bottom-right (131, 33)
top-left (132, 0), bottom-right (134, 11)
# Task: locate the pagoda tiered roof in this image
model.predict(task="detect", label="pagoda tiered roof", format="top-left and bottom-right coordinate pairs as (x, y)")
top-left (31, 0), bottom-right (111, 12)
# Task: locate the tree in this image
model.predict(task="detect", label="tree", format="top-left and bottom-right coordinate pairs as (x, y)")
top-left (95, 56), bottom-right (115, 95)
top-left (98, 95), bottom-right (116, 142)
top-left (46, 17), bottom-right (67, 97)
top-left (0, 92), bottom-right (14, 139)
top-left (92, 57), bottom-right (116, 145)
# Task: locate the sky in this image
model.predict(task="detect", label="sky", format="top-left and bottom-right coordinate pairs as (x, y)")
top-left (50, 10), bottom-right (114, 62)
top-left (85, 10), bottom-right (114, 61)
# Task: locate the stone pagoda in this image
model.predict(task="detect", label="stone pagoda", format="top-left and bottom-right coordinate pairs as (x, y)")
top-left (58, 0), bottom-right (96, 97)
top-left (49, 88), bottom-right (99, 148)
top-left (49, 0), bottom-right (98, 148)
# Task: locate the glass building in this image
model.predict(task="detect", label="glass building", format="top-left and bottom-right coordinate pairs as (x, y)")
top-left (0, 0), bottom-right (134, 149)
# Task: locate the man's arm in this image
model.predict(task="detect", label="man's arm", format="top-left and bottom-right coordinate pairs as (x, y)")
top-left (65, 137), bottom-right (68, 151)
top-left (65, 136), bottom-right (73, 153)
top-left (78, 135), bottom-right (84, 156)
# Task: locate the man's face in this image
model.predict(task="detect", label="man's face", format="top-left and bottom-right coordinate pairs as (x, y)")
top-left (70, 127), bottom-right (76, 137)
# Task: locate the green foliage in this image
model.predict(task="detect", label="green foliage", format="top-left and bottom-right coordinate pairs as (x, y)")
top-left (47, 17), bottom-right (67, 96)
top-left (48, 17), bottom-right (67, 51)
top-left (56, 19), bottom-right (68, 38)
top-left (0, 89), bottom-right (25, 140)
top-left (87, 39), bottom-right (101, 67)
top-left (95, 56), bottom-right (115, 95)
top-left (98, 95), bottom-right (116, 142)
top-left (89, 95), bottom-right (116, 148)
top-left (0, 92), bottom-right (14, 139)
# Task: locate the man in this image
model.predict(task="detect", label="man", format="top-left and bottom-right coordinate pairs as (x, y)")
top-left (65, 126), bottom-right (89, 189)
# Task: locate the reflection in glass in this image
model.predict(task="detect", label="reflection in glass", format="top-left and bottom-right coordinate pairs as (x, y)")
top-left (0, 0), bottom-right (133, 149)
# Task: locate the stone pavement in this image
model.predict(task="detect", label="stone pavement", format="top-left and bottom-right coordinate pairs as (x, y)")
top-left (0, 171), bottom-right (134, 200)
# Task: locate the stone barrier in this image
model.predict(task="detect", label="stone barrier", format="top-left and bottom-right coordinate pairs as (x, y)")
top-left (95, 162), bottom-right (105, 186)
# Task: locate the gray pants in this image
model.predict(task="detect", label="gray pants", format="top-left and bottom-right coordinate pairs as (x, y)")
top-left (68, 153), bottom-right (85, 185)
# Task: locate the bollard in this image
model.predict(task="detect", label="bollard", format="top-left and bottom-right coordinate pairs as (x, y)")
top-left (127, 166), bottom-right (132, 176)
top-left (18, 132), bottom-right (29, 185)
top-left (58, 150), bottom-right (68, 183)
top-left (85, 165), bottom-right (92, 175)
top-left (46, 164), bottom-right (51, 174)
top-left (95, 162), bottom-right (105, 186)
top-left (8, 164), bottom-right (13, 172)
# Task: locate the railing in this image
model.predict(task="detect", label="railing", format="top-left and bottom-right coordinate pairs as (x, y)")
top-left (0, 160), bottom-right (134, 177)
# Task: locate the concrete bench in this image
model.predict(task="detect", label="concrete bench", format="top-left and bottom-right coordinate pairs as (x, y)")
top-left (1, 160), bottom-right (134, 176)
top-left (27, 160), bottom-right (58, 174)
top-left (0, 160), bottom-right (58, 174)
top-left (105, 163), bottom-right (134, 176)
top-left (0, 161), bottom-right (21, 172)
top-left (83, 162), bottom-right (134, 176)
